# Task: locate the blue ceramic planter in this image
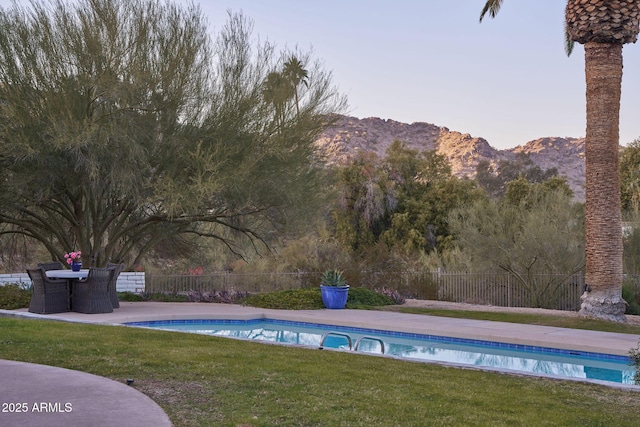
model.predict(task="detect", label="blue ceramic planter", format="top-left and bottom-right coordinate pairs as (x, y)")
top-left (320, 285), bottom-right (349, 309)
top-left (71, 261), bottom-right (82, 272)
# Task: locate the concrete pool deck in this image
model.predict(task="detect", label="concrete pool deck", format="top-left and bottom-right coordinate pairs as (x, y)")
top-left (2, 301), bottom-right (640, 426)
top-left (4, 301), bottom-right (640, 355)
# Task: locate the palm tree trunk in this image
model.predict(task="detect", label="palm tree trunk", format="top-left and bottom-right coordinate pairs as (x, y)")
top-left (580, 41), bottom-right (626, 322)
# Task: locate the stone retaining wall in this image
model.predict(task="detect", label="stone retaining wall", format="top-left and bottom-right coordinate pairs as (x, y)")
top-left (0, 272), bottom-right (145, 293)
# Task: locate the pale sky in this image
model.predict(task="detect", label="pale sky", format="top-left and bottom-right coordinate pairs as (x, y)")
top-left (3, 0), bottom-right (639, 150)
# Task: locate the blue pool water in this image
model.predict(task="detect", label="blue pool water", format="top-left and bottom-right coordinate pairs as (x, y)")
top-left (125, 318), bottom-right (636, 385)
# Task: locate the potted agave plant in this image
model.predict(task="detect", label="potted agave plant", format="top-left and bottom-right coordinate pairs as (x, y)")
top-left (320, 269), bottom-right (349, 309)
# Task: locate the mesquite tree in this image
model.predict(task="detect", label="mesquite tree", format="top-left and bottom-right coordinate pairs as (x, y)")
top-left (0, 0), bottom-right (345, 268)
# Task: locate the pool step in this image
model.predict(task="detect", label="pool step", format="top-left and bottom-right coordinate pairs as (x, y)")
top-left (354, 336), bottom-right (385, 354)
top-left (319, 331), bottom-right (353, 350)
top-left (319, 331), bottom-right (385, 354)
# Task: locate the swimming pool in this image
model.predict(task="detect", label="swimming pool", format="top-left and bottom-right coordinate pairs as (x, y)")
top-left (125, 318), bottom-right (637, 386)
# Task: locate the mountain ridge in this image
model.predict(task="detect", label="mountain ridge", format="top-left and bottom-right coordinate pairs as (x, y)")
top-left (315, 115), bottom-right (586, 200)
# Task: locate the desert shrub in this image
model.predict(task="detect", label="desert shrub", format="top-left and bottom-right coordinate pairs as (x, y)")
top-left (120, 290), bottom-right (232, 303)
top-left (187, 289), bottom-right (249, 304)
top-left (140, 292), bottom-right (190, 302)
top-left (373, 287), bottom-right (406, 305)
top-left (0, 283), bottom-right (32, 309)
top-left (622, 281), bottom-right (640, 315)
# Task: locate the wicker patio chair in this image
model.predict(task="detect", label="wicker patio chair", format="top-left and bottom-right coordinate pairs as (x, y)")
top-left (27, 268), bottom-right (70, 314)
top-left (71, 267), bottom-right (114, 314)
top-left (37, 261), bottom-right (64, 271)
top-left (105, 262), bottom-right (124, 308)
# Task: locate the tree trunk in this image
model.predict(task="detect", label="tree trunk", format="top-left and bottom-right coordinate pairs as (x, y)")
top-left (579, 42), bottom-right (626, 322)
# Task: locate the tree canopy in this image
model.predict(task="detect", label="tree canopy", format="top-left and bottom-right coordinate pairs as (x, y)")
top-left (333, 141), bottom-right (484, 256)
top-left (0, 0), bottom-right (345, 268)
top-left (449, 180), bottom-right (585, 307)
top-left (475, 152), bottom-right (559, 199)
top-left (620, 139), bottom-right (640, 215)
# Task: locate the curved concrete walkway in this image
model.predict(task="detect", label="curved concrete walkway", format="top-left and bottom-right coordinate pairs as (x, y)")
top-left (0, 359), bottom-right (172, 427)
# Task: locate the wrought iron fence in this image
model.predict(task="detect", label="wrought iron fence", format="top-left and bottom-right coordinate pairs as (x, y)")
top-left (145, 270), bottom-right (640, 312)
top-left (146, 270), bottom-right (438, 299)
top-left (436, 272), bottom-right (585, 310)
top-left (146, 271), bottom-right (320, 294)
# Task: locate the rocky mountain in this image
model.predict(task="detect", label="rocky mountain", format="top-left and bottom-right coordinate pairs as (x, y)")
top-left (315, 115), bottom-right (586, 200)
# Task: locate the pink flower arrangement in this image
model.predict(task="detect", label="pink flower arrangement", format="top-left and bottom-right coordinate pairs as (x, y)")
top-left (64, 251), bottom-right (82, 264)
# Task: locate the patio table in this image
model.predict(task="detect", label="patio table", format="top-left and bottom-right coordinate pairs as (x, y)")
top-left (45, 269), bottom-right (89, 310)
top-left (45, 269), bottom-right (89, 280)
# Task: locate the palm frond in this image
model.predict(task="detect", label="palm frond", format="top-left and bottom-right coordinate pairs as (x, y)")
top-left (479, 0), bottom-right (504, 23)
top-left (564, 22), bottom-right (575, 57)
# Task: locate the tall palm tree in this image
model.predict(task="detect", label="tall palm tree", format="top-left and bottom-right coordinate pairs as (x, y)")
top-left (283, 55), bottom-right (309, 117)
top-left (481, 0), bottom-right (640, 322)
top-left (261, 71), bottom-right (293, 128)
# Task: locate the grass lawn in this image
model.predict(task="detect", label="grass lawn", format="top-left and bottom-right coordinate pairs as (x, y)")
top-left (382, 306), bottom-right (640, 335)
top-left (1, 315), bottom-right (640, 426)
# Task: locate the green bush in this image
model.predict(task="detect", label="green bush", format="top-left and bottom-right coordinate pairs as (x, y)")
top-left (346, 287), bottom-right (396, 308)
top-left (622, 282), bottom-right (640, 315)
top-left (243, 287), bottom-right (399, 310)
top-left (0, 284), bottom-right (32, 310)
top-left (630, 342), bottom-right (640, 385)
top-left (117, 291), bottom-right (145, 302)
top-left (243, 288), bottom-right (324, 310)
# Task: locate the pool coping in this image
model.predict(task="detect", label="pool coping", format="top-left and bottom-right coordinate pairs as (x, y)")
top-left (126, 317), bottom-right (632, 362)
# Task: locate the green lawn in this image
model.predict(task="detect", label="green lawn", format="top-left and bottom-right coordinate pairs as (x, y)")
top-left (1, 316), bottom-right (639, 426)
top-left (383, 306), bottom-right (640, 335)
